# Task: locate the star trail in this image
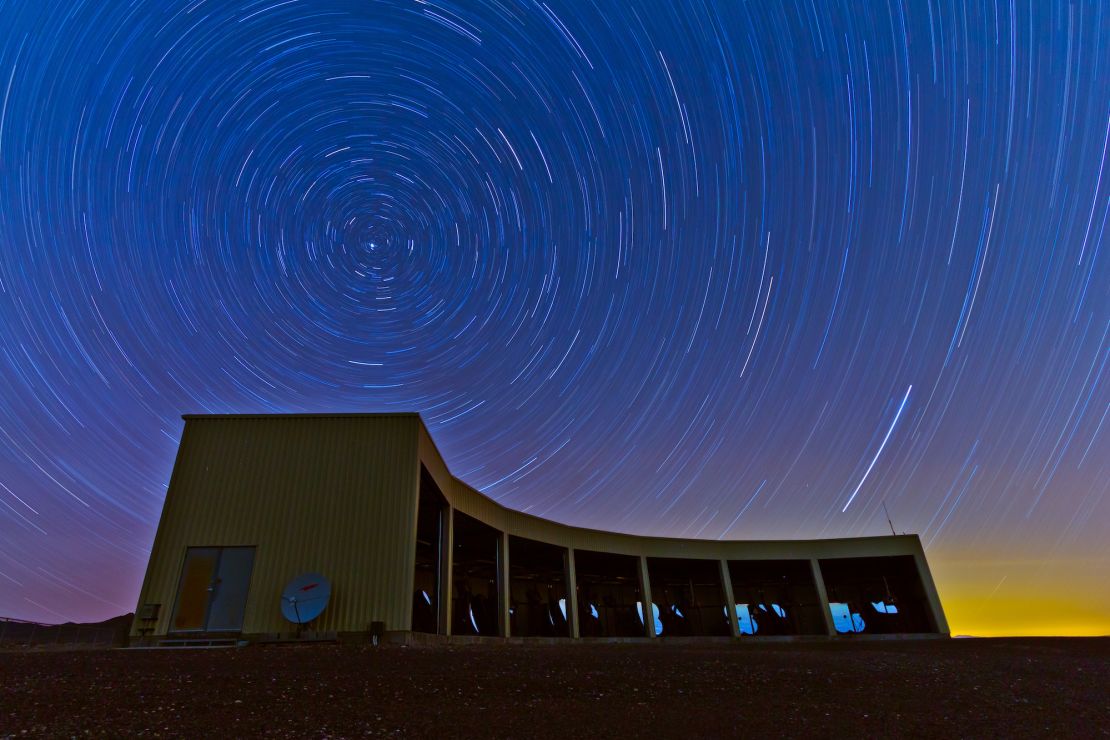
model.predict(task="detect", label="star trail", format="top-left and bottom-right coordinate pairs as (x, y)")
top-left (0, 0), bottom-right (1107, 635)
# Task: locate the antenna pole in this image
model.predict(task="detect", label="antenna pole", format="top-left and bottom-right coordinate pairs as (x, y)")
top-left (882, 501), bottom-right (896, 536)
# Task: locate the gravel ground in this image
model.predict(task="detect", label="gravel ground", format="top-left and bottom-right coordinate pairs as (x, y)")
top-left (2, 638), bottom-right (1107, 738)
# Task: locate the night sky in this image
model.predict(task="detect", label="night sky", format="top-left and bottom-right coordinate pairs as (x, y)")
top-left (1, 1), bottom-right (1107, 636)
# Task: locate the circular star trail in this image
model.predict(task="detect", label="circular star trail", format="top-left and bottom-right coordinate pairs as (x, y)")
top-left (0, 1), bottom-right (1107, 633)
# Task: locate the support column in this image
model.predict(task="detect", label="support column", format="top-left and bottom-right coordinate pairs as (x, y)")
top-left (913, 549), bottom-right (950, 635)
top-left (719, 559), bottom-right (739, 638)
top-left (439, 506), bottom-right (454, 636)
top-left (498, 531), bottom-right (511, 637)
top-left (565, 548), bottom-right (580, 638)
top-left (810, 558), bottom-right (836, 636)
top-left (638, 555), bottom-right (655, 638)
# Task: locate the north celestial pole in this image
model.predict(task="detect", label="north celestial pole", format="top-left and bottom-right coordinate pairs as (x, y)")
top-left (0, 0), bottom-right (1107, 635)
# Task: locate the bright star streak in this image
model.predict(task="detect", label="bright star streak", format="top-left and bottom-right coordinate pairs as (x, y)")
top-left (842, 385), bottom-right (913, 513)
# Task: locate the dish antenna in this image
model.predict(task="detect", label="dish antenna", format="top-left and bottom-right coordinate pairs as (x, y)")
top-left (281, 572), bottom-right (331, 625)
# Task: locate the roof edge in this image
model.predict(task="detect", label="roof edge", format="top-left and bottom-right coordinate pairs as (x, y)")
top-left (182, 412), bottom-right (423, 420)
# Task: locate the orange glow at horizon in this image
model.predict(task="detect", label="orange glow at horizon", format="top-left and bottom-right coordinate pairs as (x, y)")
top-left (931, 553), bottom-right (1110, 637)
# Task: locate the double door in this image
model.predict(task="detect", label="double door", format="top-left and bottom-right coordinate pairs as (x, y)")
top-left (171, 546), bottom-right (255, 632)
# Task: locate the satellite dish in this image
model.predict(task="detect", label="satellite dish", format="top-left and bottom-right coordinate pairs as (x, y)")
top-left (281, 572), bottom-right (331, 625)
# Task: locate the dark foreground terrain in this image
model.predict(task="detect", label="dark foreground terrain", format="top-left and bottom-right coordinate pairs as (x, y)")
top-left (2, 638), bottom-right (1107, 738)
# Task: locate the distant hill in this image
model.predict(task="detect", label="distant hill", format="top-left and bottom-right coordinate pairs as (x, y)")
top-left (0, 614), bottom-right (132, 648)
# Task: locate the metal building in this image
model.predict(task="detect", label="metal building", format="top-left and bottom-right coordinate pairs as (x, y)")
top-left (130, 414), bottom-right (948, 644)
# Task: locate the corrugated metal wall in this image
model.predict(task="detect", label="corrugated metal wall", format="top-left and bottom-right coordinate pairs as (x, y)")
top-left (132, 414), bottom-right (420, 637)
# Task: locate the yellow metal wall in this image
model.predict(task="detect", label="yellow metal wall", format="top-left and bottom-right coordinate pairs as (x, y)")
top-left (132, 414), bottom-right (420, 637)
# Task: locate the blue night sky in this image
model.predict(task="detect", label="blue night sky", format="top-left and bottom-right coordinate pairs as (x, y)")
top-left (0, 0), bottom-right (1107, 635)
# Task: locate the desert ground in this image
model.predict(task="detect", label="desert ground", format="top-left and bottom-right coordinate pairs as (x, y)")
top-left (2, 638), bottom-right (1107, 737)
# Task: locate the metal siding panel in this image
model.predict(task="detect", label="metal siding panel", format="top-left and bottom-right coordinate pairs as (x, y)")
top-left (133, 415), bottom-right (419, 637)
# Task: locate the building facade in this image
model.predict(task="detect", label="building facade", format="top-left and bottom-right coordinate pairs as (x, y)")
top-left (130, 414), bottom-right (948, 643)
